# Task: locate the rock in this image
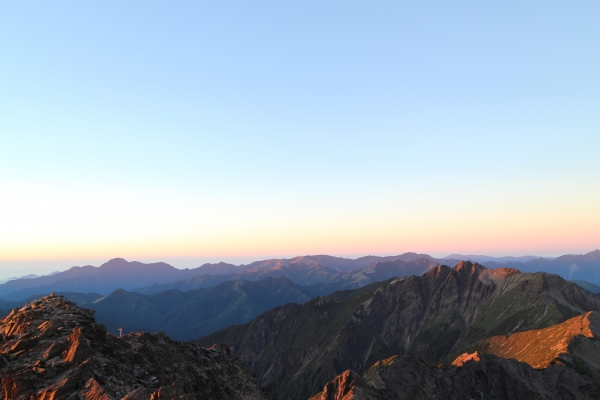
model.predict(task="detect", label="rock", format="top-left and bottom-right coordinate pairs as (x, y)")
top-left (121, 387), bottom-right (149, 400)
top-left (315, 370), bottom-right (373, 400)
top-left (451, 351), bottom-right (482, 367)
top-left (0, 295), bottom-right (266, 400)
top-left (79, 378), bottom-right (113, 400)
top-left (311, 353), bottom-right (600, 400)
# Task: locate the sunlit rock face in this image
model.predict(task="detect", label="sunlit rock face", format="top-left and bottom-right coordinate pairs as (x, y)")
top-left (0, 294), bottom-right (266, 400)
top-left (465, 311), bottom-right (600, 370)
top-left (311, 352), bottom-right (600, 400)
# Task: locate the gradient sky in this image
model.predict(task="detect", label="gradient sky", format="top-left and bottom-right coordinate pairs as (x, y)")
top-left (1, 2), bottom-right (599, 278)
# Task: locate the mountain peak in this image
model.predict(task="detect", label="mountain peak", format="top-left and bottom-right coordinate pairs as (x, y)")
top-left (99, 257), bottom-right (129, 268)
top-left (0, 294), bottom-right (266, 399)
top-left (452, 260), bottom-right (485, 276)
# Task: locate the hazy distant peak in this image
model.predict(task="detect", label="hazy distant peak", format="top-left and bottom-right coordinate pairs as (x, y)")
top-left (99, 258), bottom-right (129, 268)
top-left (443, 254), bottom-right (539, 263)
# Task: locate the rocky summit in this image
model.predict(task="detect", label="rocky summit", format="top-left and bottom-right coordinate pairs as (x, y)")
top-left (0, 294), bottom-right (266, 400)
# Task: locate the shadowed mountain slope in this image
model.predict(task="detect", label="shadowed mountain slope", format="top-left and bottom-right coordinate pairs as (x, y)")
top-left (573, 280), bottom-right (600, 294)
top-left (90, 277), bottom-right (321, 340)
top-left (0, 294), bottom-right (266, 399)
top-left (196, 262), bottom-right (600, 399)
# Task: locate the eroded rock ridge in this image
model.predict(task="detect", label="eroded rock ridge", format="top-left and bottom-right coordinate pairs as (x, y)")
top-left (0, 294), bottom-right (265, 400)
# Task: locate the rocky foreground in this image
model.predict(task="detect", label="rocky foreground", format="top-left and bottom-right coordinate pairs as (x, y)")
top-left (311, 352), bottom-right (600, 400)
top-left (0, 294), bottom-right (266, 400)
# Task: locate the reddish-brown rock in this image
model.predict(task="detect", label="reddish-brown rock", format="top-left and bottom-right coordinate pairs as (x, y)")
top-left (311, 353), bottom-right (600, 400)
top-left (0, 294), bottom-right (266, 400)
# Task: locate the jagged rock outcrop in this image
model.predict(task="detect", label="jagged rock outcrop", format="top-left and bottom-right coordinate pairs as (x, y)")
top-left (465, 311), bottom-right (600, 370)
top-left (198, 262), bottom-right (600, 399)
top-left (310, 353), bottom-right (600, 400)
top-left (0, 294), bottom-right (266, 400)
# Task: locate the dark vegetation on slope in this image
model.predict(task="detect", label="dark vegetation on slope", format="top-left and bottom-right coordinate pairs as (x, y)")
top-left (90, 277), bottom-right (327, 340)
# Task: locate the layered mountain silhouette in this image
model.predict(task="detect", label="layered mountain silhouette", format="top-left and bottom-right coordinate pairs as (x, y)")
top-left (0, 259), bottom-right (439, 341)
top-left (0, 259), bottom-right (207, 301)
top-left (134, 258), bottom-right (440, 295)
top-left (3, 256), bottom-right (600, 399)
top-left (197, 261), bottom-right (600, 399)
top-left (484, 249), bottom-right (600, 284)
top-left (2, 251), bottom-right (597, 302)
top-left (0, 255), bottom-right (443, 301)
top-left (89, 277), bottom-right (324, 340)
top-left (444, 254), bottom-right (541, 263)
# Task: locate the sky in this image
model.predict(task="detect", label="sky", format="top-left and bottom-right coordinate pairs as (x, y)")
top-left (1, 2), bottom-right (599, 278)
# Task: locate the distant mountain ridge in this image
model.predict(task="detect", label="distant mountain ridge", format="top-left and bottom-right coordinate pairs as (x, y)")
top-left (134, 258), bottom-right (440, 295)
top-left (444, 254), bottom-right (541, 263)
top-left (0, 259), bottom-right (206, 301)
top-left (2, 250), bottom-right (598, 301)
top-left (0, 254), bottom-right (447, 301)
top-left (483, 250), bottom-right (600, 284)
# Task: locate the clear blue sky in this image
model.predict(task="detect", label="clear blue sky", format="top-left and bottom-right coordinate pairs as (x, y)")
top-left (1, 2), bottom-right (599, 277)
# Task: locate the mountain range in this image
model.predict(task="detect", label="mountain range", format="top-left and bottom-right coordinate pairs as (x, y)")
top-left (3, 254), bottom-right (600, 399)
top-left (15, 259), bottom-right (438, 340)
top-left (196, 261), bottom-right (600, 399)
top-left (0, 255), bottom-right (444, 301)
top-left (483, 249), bottom-right (600, 284)
top-left (310, 310), bottom-right (600, 399)
top-left (1, 251), bottom-right (598, 302)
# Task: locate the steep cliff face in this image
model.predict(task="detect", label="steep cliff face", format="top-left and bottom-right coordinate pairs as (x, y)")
top-left (310, 352), bottom-right (600, 400)
top-left (466, 311), bottom-right (600, 370)
top-left (198, 262), bottom-right (600, 399)
top-left (0, 294), bottom-right (265, 400)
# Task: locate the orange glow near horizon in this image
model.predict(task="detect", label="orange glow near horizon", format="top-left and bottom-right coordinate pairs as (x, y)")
top-left (1, 177), bottom-right (598, 264)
